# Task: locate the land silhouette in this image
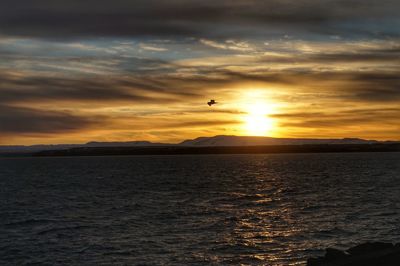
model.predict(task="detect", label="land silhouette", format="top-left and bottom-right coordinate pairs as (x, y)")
top-left (1, 135), bottom-right (398, 157)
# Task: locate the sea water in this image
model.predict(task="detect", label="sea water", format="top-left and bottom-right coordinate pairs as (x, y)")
top-left (1, 153), bottom-right (399, 265)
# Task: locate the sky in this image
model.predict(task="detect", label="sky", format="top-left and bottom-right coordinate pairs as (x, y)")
top-left (0, 0), bottom-right (399, 145)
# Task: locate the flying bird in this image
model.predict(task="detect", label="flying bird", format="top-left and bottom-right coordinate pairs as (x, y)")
top-left (207, 99), bottom-right (217, 106)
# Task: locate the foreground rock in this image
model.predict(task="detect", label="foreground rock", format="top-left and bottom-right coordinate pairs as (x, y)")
top-left (307, 242), bottom-right (400, 266)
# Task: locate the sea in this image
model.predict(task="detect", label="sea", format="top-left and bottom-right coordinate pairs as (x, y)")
top-left (1, 152), bottom-right (399, 265)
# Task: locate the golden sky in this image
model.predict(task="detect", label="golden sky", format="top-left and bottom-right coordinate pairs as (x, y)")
top-left (0, 1), bottom-right (399, 144)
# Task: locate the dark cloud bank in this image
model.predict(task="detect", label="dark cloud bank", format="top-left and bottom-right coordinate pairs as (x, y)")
top-left (0, 0), bottom-right (398, 39)
top-left (0, 105), bottom-right (98, 134)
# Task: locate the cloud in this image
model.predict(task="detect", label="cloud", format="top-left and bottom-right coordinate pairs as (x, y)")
top-left (0, 0), bottom-right (398, 39)
top-left (0, 105), bottom-right (100, 134)
top-left (275, 108), bottom-right (400, 140)
top-left (139, 44), bottom-right (168, 52)
top-left (199, 39), bottom-right (253, 51)
top-left (259, 48), bottom-right (400, 64)
top-left (0, 71), bottom-right (203, 105)
top-left (1, 51), bottom-right (398, 112)
top-left (272, 108), bottom-right (400, 122)
top-left (168, 119), bottom-right (240, 129)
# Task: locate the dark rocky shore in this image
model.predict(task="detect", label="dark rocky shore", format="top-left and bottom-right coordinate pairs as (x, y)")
top-left (307, 242), bottom-right (400, 266)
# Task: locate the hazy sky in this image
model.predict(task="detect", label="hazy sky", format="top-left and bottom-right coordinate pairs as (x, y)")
top-left (0, 0), bottom-right (399, 144)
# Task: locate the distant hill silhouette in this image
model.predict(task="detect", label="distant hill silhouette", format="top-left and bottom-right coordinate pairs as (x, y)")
top-left (178, 135), bottom-right (382, 146)
top-left (1, 135), bottom-right (398, 156)
top-left (0, 141), bottom-right (171, 155)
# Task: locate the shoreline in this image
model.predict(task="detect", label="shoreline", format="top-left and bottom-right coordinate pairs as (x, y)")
top-left (30, 143), bottom-right (400, 157)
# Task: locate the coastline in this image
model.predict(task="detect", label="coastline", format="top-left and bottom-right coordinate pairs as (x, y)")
top-left (31, 143), bottom-right (400, 157)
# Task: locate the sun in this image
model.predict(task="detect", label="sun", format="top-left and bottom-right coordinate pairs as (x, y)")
top-left (244, 102), bottom-right (275, 136)
top-left (236, 91), bottom-right (276, 136)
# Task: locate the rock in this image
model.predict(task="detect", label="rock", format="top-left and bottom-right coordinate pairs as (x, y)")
top-left (306, 257), bottom-right (325, 266)
top-left (325, 248), bottom-right (348, 261)
top-left (347, 242), bottom-right (394, 255)
top-left (307, 242), bottom-right (400, 266)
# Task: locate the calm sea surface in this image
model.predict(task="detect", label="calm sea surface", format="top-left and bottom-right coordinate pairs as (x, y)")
top-left (1, 153), bottom-right (400, 265)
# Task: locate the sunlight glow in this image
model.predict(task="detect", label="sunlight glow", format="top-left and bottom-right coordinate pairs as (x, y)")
top-left (240, 90), bottom-right (277, 136)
